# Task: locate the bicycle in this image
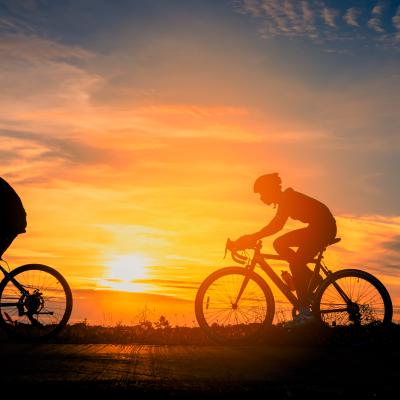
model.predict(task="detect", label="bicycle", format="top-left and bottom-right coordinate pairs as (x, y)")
top-left (195, 237), bottom-right (393, 344)
top-left (0, 258), bottom-right (73, 340)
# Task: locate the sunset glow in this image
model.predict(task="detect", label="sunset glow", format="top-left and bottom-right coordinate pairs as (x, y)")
top-left (1, 0), bottom-right (400, 325)
top-left (100, 254), bottom-right (154, 293)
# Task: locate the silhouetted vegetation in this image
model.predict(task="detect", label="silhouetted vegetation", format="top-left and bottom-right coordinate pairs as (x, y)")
top-left (54, 316), bottom-right (210, 345)
top-left (40, 316), bottom-right (400, 347)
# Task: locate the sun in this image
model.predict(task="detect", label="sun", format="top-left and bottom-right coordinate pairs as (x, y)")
top-left (100, 254), bottom-right (153, 293)
top-left (108, 254), bottom-right (149, 281)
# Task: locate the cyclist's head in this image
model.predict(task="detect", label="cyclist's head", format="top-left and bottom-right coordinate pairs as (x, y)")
top-left (253, 173), bottom-right (282, 205)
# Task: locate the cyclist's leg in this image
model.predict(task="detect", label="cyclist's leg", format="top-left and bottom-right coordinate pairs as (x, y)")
top-left (273, 228), bottom-right (317, 307)
top-left (0, 230), bottom-right (18, 259)
top-left (273, 227), bottom-right (309, 262)
top-left (292, 241), bottom-right (326, 307)
top-left (291, 222), bottom-right (337, 307)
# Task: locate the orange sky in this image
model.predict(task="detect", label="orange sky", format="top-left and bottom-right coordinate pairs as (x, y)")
top-left (1, 0), bottom-right (400, 325)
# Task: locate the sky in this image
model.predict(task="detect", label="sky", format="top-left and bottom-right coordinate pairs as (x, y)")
top-left (1, 0), bottom-right (400, 325)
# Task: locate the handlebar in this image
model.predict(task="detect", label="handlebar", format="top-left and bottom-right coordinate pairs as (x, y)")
top-left (224, 238), bottom-right (261, 265)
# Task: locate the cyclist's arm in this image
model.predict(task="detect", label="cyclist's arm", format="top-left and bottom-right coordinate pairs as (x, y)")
top-left (253, 208), bottom-right (288, 240)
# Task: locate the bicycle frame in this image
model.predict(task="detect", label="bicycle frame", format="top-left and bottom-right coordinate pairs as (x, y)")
top-left (0, 263), bottom-right (29, 293)
top-left (236, 243), bottom-right (333, 309)
top-left (0, 262), bottom-right (29, 309)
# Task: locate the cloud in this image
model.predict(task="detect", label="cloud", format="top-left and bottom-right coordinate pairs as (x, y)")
top-left (0, 15), bottom-right (36, 35)
top-left (382, 235), bottom-right (400, 253)
top-left (234, 0), bottom-right (400, 49)
top-left (344, 7), bottom-right (361, 27)
top-left (237, 0), bottom-right (318, 39)
top-left (367, 2), bottom-right (385, 33)
top-left (0, 29), bottom-right (102, 142)
top-left (0, 20), bottom-right (94, 62)
top-left (329, 215), bottom-right (400, 304)
top-left (234, 0), bottom-right (262, 17)
top-left (301, 1), bottom-right (314, 25)
top-left (321, 6), bottom-right (338, 28)
top-left (0, 129), bottom-right (111, 166)
top-left (0, 124), bottom-right (138, 188)
top-left (134, 278), bottom-right (201, 291)
top-left (372, 4), bottom-right (384, 15)
top-left (368, 16), bottom-right (385, 33)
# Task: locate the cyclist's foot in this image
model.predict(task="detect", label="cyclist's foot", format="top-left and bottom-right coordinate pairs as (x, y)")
top-left (283, 308), bottom-right (315, 329)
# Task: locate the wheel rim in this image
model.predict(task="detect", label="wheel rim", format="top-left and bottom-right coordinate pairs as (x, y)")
top-left (200, 272), bottom-right (270, 342)
top-left (0, 268), bottom-right (70, 338)
top-left (318, 275), bottom-right (387, 326)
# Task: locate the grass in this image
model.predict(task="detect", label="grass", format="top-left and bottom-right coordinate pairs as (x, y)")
top-left (56, 322), bottom-right (210, 344)
top-left (1, 312), bottom-right (399, 346)
top-left (46, 317), bottom-right (400, 347)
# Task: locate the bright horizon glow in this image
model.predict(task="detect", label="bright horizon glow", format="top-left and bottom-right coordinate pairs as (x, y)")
top-left (99, 254), bottom-right (154, 293)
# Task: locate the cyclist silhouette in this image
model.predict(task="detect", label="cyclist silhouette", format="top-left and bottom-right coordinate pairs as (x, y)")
top-left (235, 173), bottom-right (337, 325)
top-left (0, 177), bottom-right (27, 259)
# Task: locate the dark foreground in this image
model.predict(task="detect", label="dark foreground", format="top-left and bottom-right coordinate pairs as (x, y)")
top-left (0, 324), bottom-right (399, 398)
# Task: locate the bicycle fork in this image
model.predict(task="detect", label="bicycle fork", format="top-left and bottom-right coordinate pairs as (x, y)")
top-left (233, 264), bottom-right (256, 307)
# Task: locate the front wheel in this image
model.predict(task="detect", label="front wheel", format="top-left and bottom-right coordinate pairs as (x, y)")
top-left (195, 267), bottom-right (275, 344)
top-left (313, 269), bottom-right (392, 327)
top-left (0, 264), bottom-right (73, 340)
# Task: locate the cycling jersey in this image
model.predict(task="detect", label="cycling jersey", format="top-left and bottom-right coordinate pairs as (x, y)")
top-left (277, 188), bottom-right (335, 227)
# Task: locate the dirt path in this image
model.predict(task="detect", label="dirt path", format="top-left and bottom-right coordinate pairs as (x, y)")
top-left (0, 343), bottom-right (396, 398)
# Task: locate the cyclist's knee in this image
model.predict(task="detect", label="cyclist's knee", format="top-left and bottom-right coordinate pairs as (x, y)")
top-left (273, 237), bottom-right (288, 253)
top-left (273, 238), bottom-right (294, 260)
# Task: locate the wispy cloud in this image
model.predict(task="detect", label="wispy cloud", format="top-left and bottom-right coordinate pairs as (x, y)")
top-left (0, 15), bottom-right (36, 35)
top-left (382, 235), bottom-right (400, 253)
top-left (301, 1), bottom-right (314, 25)
top-left (368, 3), bottom-right (385, 33)
top-left (372, 4), bottom-right (384, 15)
top-left (321, 5), bottom-right (338, 28)
top-left (0, 129), bottom-right (111, 166)
top-left (235, 0), bottom-right (262, 17)
top-left (234, 0), bottom-right (400, 49)
top-left (0, 17), bottom-right (93, 62)
top-left (332, 215), bottom-right (400, 303)
top-left (242, 0), bottom-right (319, 39)
top-left (0, 23), bottom-right (101, 142)
top-left (344, 7), bottom-right (361, 27)
top-left (134, 278), bottom-right (201, 291)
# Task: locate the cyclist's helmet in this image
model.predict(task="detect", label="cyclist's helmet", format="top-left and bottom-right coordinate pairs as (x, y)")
top-left (253, 173), bottom-right (281, 193)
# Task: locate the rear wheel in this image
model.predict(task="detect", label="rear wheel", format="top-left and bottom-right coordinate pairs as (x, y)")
top-left (195, 267), bottom-right (275, 344)
top-left (0, 264), bottom-right (73, 340)
top-left (313, 269), bottom-right (392, 327)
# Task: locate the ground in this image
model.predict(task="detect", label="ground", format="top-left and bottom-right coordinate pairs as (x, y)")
top-left (0, 325), bottom-right (398, 399)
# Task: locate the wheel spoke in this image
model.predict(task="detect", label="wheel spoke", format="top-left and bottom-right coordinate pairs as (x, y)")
top-left (315, 271), bottom-right (391, 327)
top-left (0, 266), bottom-right (72, 339)
top-left (197, 268), bottom-right (273, 343)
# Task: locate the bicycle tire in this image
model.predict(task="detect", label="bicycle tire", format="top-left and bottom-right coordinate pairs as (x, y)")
top-left (313, 269), bottom-right (392, 327)
top-left (0, 264), bottom-right (73, 340)
top-left (195, 267), bottom-right (275, 345)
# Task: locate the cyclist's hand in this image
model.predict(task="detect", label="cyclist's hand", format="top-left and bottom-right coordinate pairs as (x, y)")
top-left (234, 234), bottom-right (257, 250)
